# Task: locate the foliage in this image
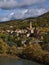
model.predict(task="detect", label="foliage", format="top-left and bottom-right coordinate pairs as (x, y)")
top-left (43, 32), bottom-right (49, 43)
top-left (22, 43), bottom-right (49, 64)
top-left (10, 45), bottom-right (17, 55)
top-left (0, 39), bottom-right (9, 54)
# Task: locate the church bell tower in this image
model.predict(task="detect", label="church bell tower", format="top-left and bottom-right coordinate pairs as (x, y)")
top-left (30, 21), bottom-right (32, 30)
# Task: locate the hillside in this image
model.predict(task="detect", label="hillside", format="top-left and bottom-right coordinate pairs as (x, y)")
top-left (0, 12), bottom-right (49, 29)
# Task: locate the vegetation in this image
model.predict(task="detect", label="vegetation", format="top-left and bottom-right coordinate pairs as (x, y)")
top-left (0, 39), bottom-right (9, 54)
top-left (0, 12), bottom-right (49, 64)
top-left (22, 43), bottom-right (49, 64)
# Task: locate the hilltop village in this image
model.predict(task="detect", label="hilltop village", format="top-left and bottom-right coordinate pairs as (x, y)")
top-left (0, 21), bottom-right (48, 45)
top-left (0, 21), bottom-right (49, 44)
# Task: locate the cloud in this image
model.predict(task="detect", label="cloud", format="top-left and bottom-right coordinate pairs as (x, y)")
top-left (0, 17), bottom-right (10, 21)
top-left (0, 0), bottom-right (46, 9)
top-left (0, 0), bottom-right (48, 22)
top-left (0, 8), bottom-right (47, 22)
top-left (0, 0), bottom-right (17, 9)
top-left (13, 8), bottom-right (47, 18)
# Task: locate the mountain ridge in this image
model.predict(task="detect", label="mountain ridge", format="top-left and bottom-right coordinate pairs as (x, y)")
top-left (0, 11), bottom-right (49, 23)
top-left (0, 12), bottom-right (49, 29)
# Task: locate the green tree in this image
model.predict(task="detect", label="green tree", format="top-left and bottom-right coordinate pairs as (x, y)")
top-left (43, 32), bottom-right (49, 43)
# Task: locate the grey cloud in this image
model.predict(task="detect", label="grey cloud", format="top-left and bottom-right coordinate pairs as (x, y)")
top-left (0, 0), bottom-right (18, 9)
top-left (0, 0), bottom-right (46, 9)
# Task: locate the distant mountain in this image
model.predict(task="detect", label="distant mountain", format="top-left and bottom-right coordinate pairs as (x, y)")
top-left (0, 12), bottom-right (49, 29)
top-left (39, 12), bottom-right (49, 17)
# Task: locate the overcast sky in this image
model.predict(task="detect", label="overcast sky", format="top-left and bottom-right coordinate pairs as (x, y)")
top-left (0, 0), bottom-right (49, 22)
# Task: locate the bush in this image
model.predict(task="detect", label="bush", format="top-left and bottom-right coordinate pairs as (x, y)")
top-left (0, 39), bottom-right (9, 54)
top-left (22, 43), bottom-right (49, 64)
